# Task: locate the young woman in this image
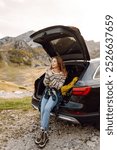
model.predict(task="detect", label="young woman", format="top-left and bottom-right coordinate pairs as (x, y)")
top-left (35, 56), bottom-right (67, 148)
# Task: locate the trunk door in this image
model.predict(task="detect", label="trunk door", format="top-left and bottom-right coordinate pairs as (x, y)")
top-left (30, 25), bottom-right (90, 61)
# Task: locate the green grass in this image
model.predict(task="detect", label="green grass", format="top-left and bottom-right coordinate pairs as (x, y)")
top-left (0, 97), bottom-right (32, 110)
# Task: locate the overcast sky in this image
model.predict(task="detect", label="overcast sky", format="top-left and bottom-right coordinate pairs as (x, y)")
top-left (0, 0), bottom-right (115, 41)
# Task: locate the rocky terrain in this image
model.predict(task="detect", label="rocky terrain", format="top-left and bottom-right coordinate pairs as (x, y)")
top-left (0, 31), bottom-right (50, 67)
top-left (0, 31), bottom-right (37, 48)
top-left (0, 109), bottom-right (100, 150)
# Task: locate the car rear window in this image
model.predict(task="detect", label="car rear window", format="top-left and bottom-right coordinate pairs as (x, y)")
top-left (51, 37), bottom-right (82, 55)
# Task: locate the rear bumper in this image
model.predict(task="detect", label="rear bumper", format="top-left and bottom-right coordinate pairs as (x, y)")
top-left (32, 94), bottom-right (100, 125)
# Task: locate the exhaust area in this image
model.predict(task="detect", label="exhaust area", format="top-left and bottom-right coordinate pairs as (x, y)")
top-left (50, 113), bottom-right (80, 124)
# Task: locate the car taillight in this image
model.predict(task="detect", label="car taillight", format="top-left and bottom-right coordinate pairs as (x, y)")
top-left (72, 86), bottom-right (91, 96)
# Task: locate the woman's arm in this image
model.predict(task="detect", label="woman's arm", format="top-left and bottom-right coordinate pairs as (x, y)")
top-left (43, 70), bottom-right (50, 86)
top-left (57, 74), bottom-right (67, 90)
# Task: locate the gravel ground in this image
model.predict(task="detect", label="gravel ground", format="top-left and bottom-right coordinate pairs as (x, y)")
top-left (0, 91), bottom-right (100, 150)
top-left (0, 109), bottom-right (100, 150)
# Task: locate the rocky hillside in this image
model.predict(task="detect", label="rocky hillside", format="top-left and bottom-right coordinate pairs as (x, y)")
top-left (0, 31), bottom-right (99, 67)
top-left (0, 31), bottom-right (39, 48)
top-left (85, 40), bottom-right (100, 59)
top-left (0, 31), bottom-right (50, 67)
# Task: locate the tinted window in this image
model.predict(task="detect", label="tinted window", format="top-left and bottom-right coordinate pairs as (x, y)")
top-left (51, 37), bottom-right (82, 55)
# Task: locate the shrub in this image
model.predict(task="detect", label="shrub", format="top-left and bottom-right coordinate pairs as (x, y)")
top-left (8, 49), bottom-right (33, 66)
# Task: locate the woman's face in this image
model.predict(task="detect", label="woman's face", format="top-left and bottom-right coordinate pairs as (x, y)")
top-left (51, 58), bottom-right (59, 69)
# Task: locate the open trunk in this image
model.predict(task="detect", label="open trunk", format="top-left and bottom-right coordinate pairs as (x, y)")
top-left (34, 61), bottom-right (89, 99)
top-left (30, 25), bottom-right (90, 61)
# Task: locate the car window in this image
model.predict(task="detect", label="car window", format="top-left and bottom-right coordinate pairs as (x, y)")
top-left (93, 66), bottom-right (100, 79)
top-left (51, 37), bottom-right (82, 55)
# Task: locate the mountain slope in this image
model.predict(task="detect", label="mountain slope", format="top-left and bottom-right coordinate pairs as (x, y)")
top-left (85, 40), bottom-right (100, 59)
top-left (0, 31), bottom-right (100, 67)
top-left (0, 31), bottom-right (50, 66)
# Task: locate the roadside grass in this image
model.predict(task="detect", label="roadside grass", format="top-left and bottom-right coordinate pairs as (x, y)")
top-left (0, 97), bottom-right (32, 111)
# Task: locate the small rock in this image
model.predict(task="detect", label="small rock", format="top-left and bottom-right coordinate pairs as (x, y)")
top-left (74, 145), bottom-right (80, 150)
top-left (14, 91), bottom-right (23, 94)
top-left (91, 136), bottom-right (99, 143)
top-left (10, 114), bottom-right (17, 119)
top-left (86, 141), bottom-right (96, 148)
top-left (0, 122), bottom-right (3, 126)
top-left (62, 148), bottom-right (69, 150)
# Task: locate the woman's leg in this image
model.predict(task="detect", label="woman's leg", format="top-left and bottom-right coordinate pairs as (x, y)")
top-left (41, 96), bottom-right (58, 131)
top-left (35, 95), bottom-right (49, 146)
top-left (40, 96), bottom-right (48, 126)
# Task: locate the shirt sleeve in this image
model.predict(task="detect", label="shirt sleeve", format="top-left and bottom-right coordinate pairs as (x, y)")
top-left (43, 70), bottom-right (50, 86)
top-left (57, 74), bottom-right (66, 89)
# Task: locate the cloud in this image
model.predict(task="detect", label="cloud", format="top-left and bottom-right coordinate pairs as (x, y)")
top-left (11, 0), bottom-right (25, 3)
top-left (0, 0), bottom-right (6, 8)
top-left (0, 0), bottom-right (102, 41)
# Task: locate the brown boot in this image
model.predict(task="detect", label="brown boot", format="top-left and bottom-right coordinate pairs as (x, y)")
top-left (35, 129), bottom-right (44, 145)
top-left (38, 131), bottom-right (49, 148)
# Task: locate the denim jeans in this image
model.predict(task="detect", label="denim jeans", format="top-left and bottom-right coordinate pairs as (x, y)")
top-left (40, 95), bottom-right (58, 131)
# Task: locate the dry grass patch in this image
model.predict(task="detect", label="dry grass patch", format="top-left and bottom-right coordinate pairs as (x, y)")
top-left (0, 65), bottom-right (46, 91)
top-left (0, 80), bottom-right (28, 92)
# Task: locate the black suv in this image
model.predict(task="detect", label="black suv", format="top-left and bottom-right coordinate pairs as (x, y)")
top-left (30, 25), bottom-right (100, 128)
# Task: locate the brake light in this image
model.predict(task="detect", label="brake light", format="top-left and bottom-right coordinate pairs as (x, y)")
top-left (72, 86), bottom-right (91, 96)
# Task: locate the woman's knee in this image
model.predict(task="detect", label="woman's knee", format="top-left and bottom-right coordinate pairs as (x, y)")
top-left (44, 105), bottom-right (52, 113)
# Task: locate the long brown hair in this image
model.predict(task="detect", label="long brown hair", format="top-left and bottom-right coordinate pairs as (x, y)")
top-left (51, 56), bottom-right (67, 76)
